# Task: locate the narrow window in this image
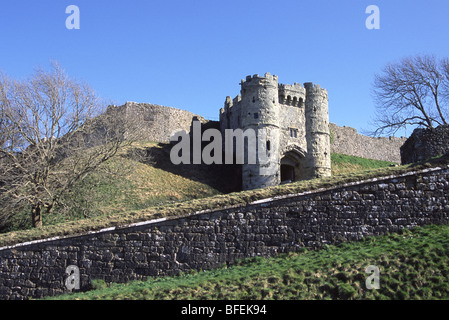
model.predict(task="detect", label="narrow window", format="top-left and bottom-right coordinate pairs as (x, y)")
top-left (254, 112), bottom-right (259, 119)
top-left (266, 140), bottom-right (271, 151)
top-left (290, 128), bottom-right (298, 138)
top-left (279, 95), bottom-right (285, 104)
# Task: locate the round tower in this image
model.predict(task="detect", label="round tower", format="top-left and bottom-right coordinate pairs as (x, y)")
top-left (239, 73), bottom-right (280, 190)
top-left (304, 83), bottom-right (332, 179)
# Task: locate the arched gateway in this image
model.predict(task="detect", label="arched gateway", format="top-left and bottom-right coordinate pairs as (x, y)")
top-left (280, 145), bottom-right (307, 183)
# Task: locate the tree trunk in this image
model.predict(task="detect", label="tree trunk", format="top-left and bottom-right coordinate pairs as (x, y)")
top-left (32, 203), bottom-right (42, 228)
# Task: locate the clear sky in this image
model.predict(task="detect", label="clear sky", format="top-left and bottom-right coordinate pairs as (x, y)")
top-left (1, 0), bottom-right (449, 137)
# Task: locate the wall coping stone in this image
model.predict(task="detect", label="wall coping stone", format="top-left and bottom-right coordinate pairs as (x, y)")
top-left (1, 164), bottom-right (447, 253)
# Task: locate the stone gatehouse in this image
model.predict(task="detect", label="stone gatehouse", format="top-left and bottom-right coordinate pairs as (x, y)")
top-left (220, 73), bottom-right (331, 190)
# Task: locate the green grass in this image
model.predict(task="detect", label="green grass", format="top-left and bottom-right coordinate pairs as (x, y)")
top-left (331, 153), bottom-right (396, 176)
top-left (57, 151), bottom-right (221, 218)
top-left (1, 141), bottom-right (222, 232)
top-left (46, 224), bottom-right (449, 300)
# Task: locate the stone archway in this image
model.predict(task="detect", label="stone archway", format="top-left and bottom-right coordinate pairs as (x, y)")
top-left (280, 145), bottom-right (306, 183)
top-left (281, 163), bottom-right (295, 182)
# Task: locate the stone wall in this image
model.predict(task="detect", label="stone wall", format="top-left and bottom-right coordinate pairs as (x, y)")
top-left (219, 74), bottom-right (331, 190)
top-left (329, 123), bottom-right (407, 163)
top-left (107, 102), bottom-right (206, 143)
top-left (101, 103), bottom-right (404, 165)
top-left (401, 125), bottom-right (449, 165)
top-left (1, 164), bottom-right (449, 300)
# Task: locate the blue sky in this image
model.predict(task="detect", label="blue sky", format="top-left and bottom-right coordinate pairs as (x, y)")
top-left (1, 0), bottom-right (449, 137)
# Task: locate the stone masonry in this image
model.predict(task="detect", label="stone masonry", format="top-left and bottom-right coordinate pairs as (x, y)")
top-left (95, 78), bottom-right (407, 191)
top-left (106, 102), bottom-right (206, 143)
top-left (401, 125), bottom-right (449, 165)
top-left (329, 123), bottom-right (407, 164)
top-left (1, 163), bottom-right (449, 300)
top-left (220, 73), bottom-right (331, 190)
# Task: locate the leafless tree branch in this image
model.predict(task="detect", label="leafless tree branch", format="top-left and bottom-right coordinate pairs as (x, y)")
top-left (0, 62), bottom-right (136, 229)
top-left (370, 55), bottom-right (449, 136)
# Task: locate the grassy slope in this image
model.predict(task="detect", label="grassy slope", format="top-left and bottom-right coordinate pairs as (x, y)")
top-left (54, 145), bottom-right (222, 220)
top-left (1, 150), bottom-right (448, 248)
top-left (4, 142), bottom-right (222, 232)
top-left (47, 224), bottom-right (449, 300)
top-left (331, 153), bottom-right (396, 176)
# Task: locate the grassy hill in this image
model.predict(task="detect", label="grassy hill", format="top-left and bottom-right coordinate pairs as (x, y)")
top-left (46, 223), bottom-right (449, 300)
top-left (2, 141), bottom-right (238, 232)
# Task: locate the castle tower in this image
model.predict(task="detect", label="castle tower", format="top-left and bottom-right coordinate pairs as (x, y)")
top-left (220, 74), bottom-right (331, 191)
top-left (239, 73), bottom-right (280, 190)
top-left (304, 83), bottom-right (332, 178)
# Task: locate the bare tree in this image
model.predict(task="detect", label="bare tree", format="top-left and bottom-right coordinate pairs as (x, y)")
top-left (0, 62), bottom-right (136, 229)
top-left (371, 55), bottom-right (449, 136)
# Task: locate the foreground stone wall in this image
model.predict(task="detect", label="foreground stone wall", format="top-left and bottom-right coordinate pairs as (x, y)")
top-left (1, 165), bottom-right (449, 300)
top-left (329, 123), bottom-right (407, 163)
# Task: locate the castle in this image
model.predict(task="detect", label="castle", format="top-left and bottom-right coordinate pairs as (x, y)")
top-left (101, 73), bottom-right (405, 192)
top-left (219, 73), bottom-right (331, 190)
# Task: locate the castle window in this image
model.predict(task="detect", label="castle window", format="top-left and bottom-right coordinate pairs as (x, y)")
top-left (290, 128), bottom-right (298, 138)
top-left (293, 97), bottom-right (298, 106)
top-left (279, 94), bottom-right (285, 104)
top-left (254, 112), bottom-right (259, 119)
top-left (266, 140), bottom-right (271, 151)
top-left (252, 97), bottom-right (256, 103)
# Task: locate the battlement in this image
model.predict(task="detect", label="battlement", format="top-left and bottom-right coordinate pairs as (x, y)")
top-left (240, 72), bottom-right (279, 86)
top-left (279, 82), bottom-right (304, 90)
top-left (278, 83), bottom-right (306, 107)
top-left (233, 95), bottom-right (242, 105)
top-left (223, 95), bottom-right (242, 110)
top-left (304, 82), bottom-right (328, 94)
top-left (221, 73), bottom-right (331, 190)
